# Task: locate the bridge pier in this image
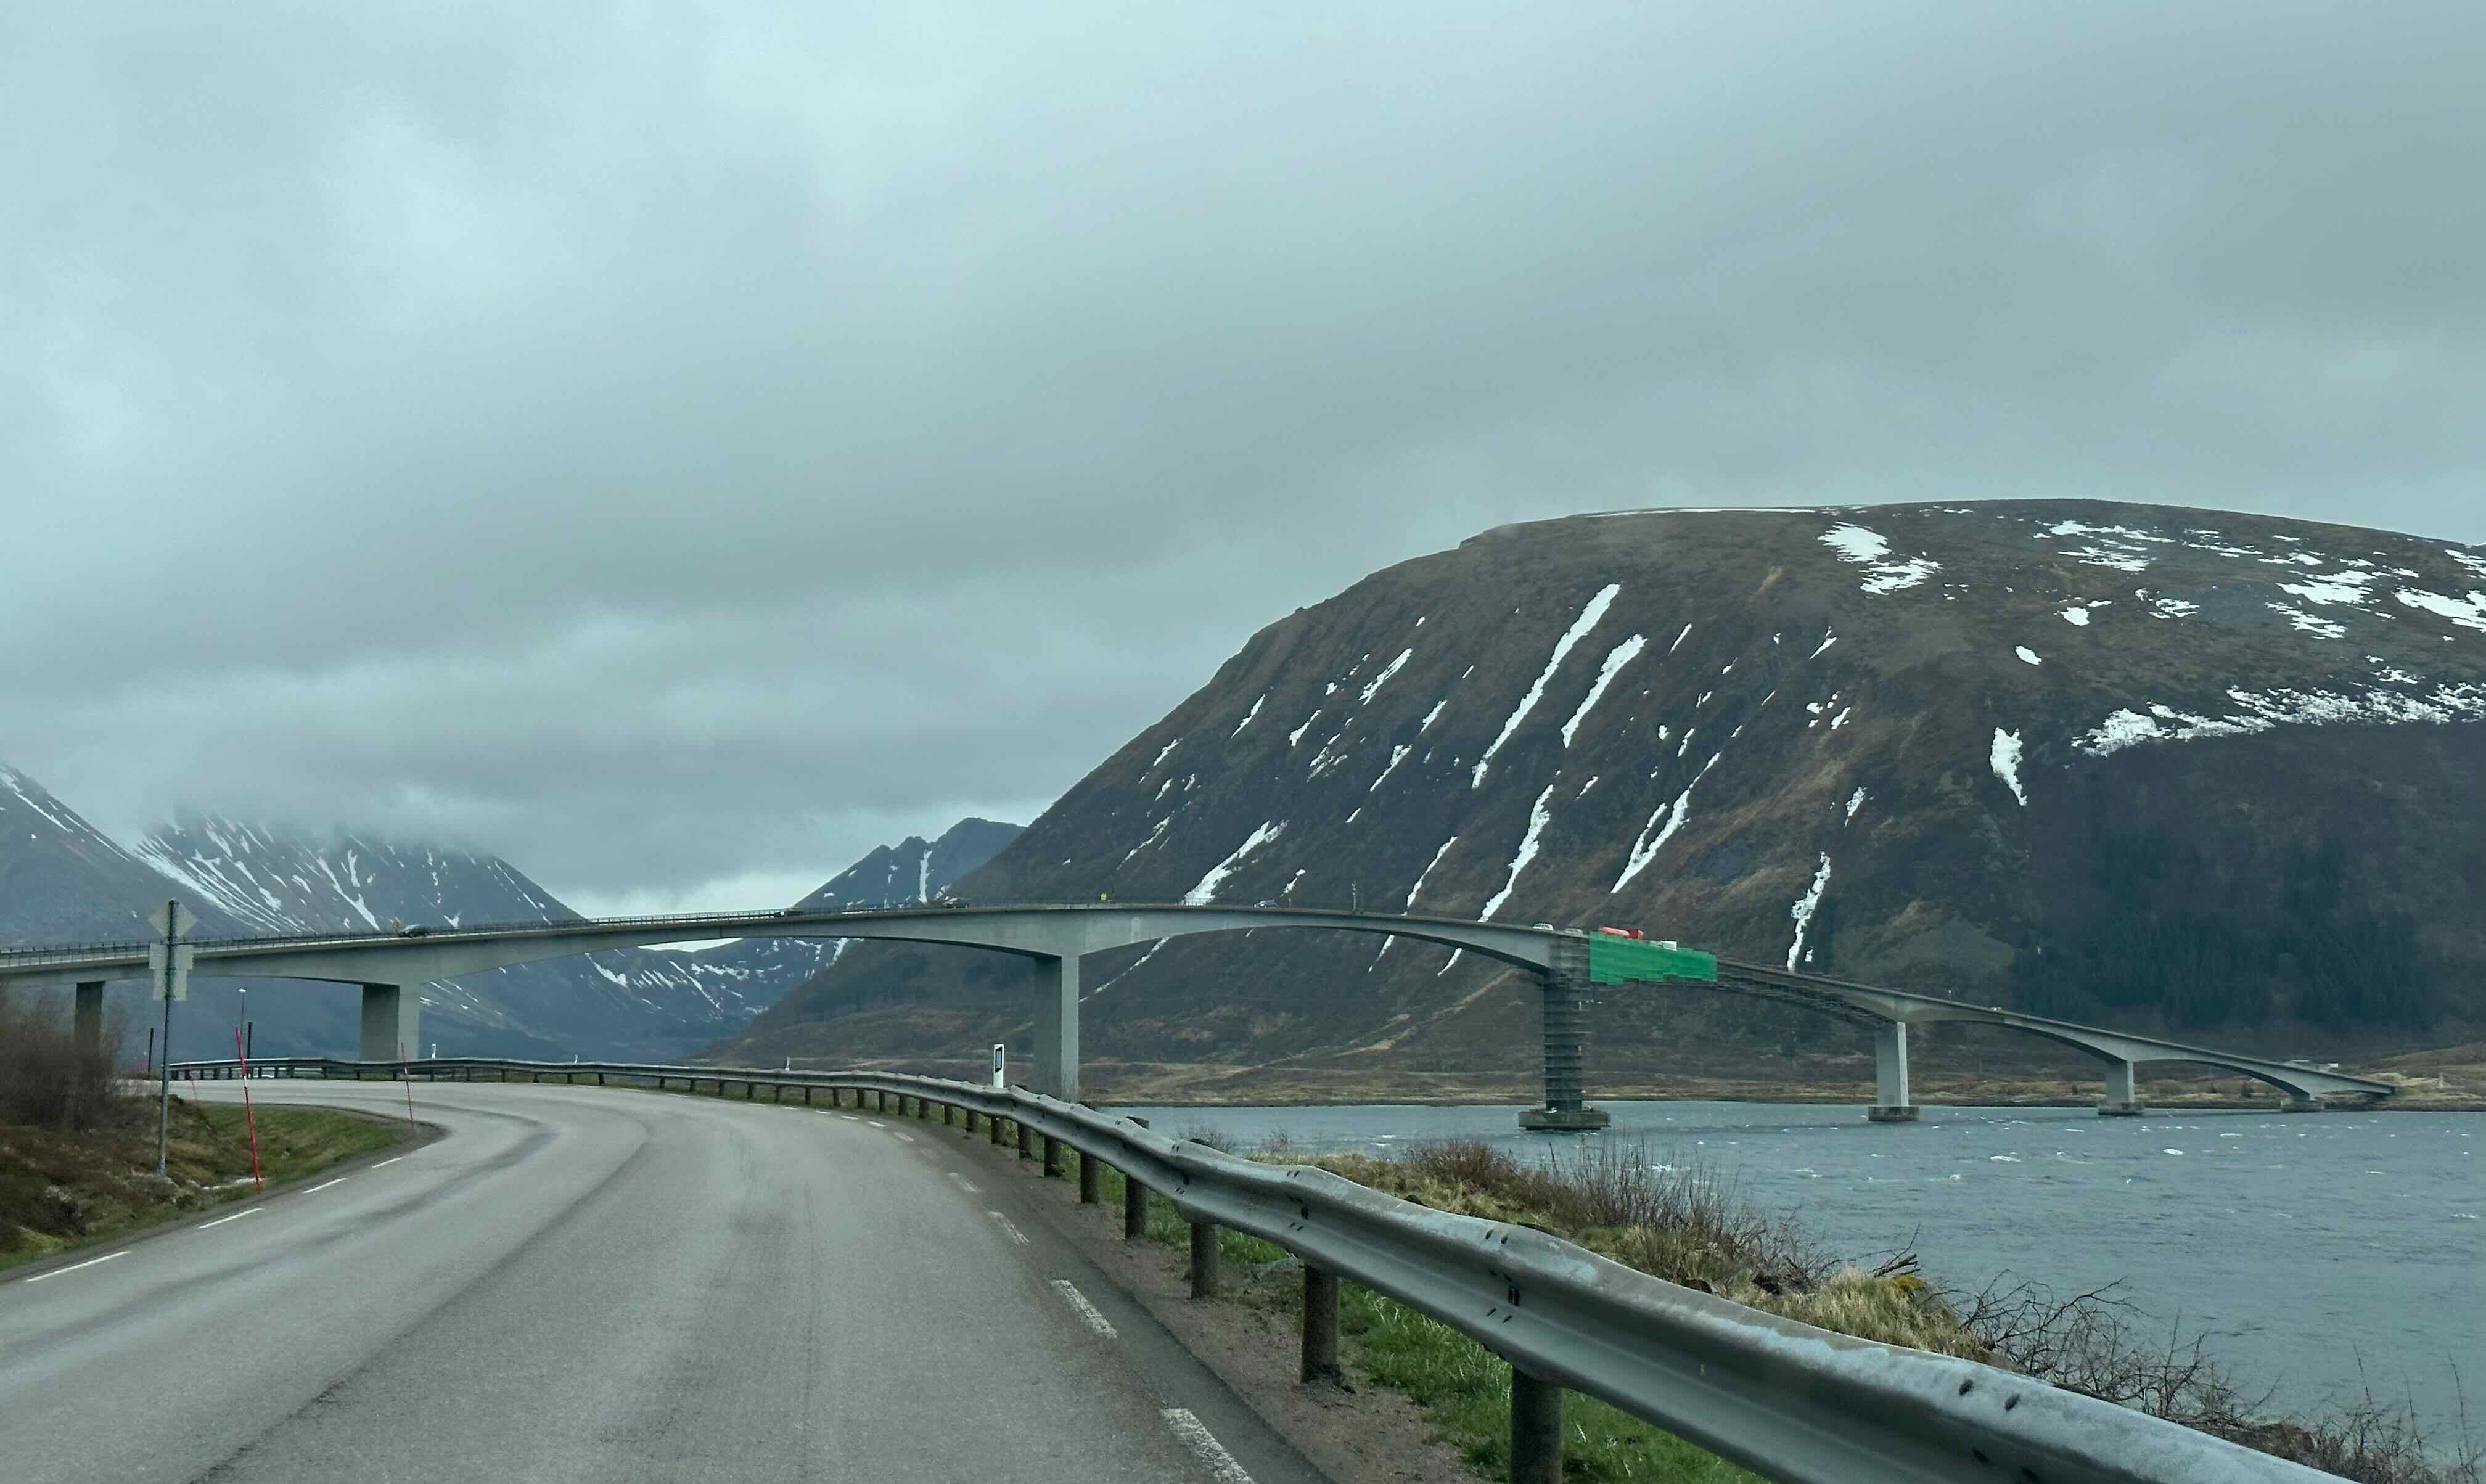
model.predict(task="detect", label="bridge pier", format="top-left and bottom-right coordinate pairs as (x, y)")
top-left (2279, 1093), bottom-right (2325, 1112)
top-left (358, 983), bottom-right (418, 1062)
top-left (1865, 1020), bottom-right (1918, 1122)
top-left (1035, 953), bottom-right (1081, 1102)
top-left (1519, 941), bottom-right (1608, 1132)
top-left (73, 980), bottom-right (106, 1059)
top-left (2098, 1059), bottom-right (2143, 1117)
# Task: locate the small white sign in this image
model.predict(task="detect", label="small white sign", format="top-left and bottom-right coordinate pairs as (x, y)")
top-left (146, 943), bottom-right (195, 1001)
top-left (147, 901), bottom-right (198, 938)
top-left (990, 1043), bottom-right (1006, 1088)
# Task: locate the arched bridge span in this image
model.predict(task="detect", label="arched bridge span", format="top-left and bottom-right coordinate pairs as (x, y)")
top-left (2, 901), bottom-right (2392, 1119)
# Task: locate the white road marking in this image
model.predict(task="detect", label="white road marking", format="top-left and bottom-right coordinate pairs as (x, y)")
top-left (1049, 1279), bottom-right (1118, 1338)
top-left (947, 1173), bottom-right (981, 1194)
top-left (988, 1211), bottom-right (1030, 1245)
top-left (891, 1131), bottom-right (915, 1144)
top-left (197, 1208), bottom-right (263, 1230)
top-left (371, 1156), bottom-right (402, 1168)
top-left (26, 1252), bottom-right (126, 1283)
top-left (1161, 1408), bottom-right (1256, 1484)
top-left (298, 1178), bottom-right (348, 1196)
top-left (866, 1121), bottom-right (887, 1129)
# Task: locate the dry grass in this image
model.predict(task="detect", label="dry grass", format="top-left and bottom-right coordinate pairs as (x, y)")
top-left (1258, 1135), bottom-right (2477, 1483)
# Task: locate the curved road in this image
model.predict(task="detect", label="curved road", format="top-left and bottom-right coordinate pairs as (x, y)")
top-left (0, 1081), bottom-right (1331, 1484)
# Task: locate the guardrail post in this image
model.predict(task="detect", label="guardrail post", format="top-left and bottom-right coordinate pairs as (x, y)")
top-left (1078, 1146), bottom-right (1099, 1203)
top-left (1188, 1221), bottom-right (1221, 1299)
top-left (1122, 1117), bottom-right (1151, 1238)
top-left (941, 1102), bottom-right (954, 1126)
top-left (990, 1112), bottom-right (1004, 1145)
top-left (1043, 1134), bottom-right (1063, 1178)
top-left (1509, 1365), bottom-right (1564, 1483)
top-left (1017, 1121), bottom-right (1035, 1161)
top-left (1302, 1265), bottom-right (1342, 1385)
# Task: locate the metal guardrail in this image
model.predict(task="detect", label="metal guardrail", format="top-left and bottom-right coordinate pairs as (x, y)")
top-left (172, 1054), bottom-right (2344, 1484)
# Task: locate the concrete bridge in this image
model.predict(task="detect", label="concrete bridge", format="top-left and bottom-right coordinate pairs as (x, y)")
top-left (1, 900), bottom-right (2394, 1121)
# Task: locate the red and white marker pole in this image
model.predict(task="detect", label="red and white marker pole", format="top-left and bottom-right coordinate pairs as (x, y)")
top-left (232, 1027), bottom-right (263, 1193)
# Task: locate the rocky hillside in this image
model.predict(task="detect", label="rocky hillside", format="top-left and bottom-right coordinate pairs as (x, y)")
top-left (1, 769), bottom-right (1020, 1062)
top-left (725, 501), bottom-right (2486, 1094)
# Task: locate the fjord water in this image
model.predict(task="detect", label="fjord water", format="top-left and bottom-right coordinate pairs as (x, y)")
top-left (1115, 1101), bottom-right (2482, 1426)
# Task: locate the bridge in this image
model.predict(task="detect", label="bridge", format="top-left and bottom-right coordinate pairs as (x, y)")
top-left (1, 901), bottom-right (2394, 1121)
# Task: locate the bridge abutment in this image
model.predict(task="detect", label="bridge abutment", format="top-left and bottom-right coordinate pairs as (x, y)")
top-left (2097, 1058), bottom-right (2144, 1116)
top-left (1865, 1020), bottom-right (1917, 1122)
top-left (358, 982), bottom-right (417, 1063)
top-left (1520, 940), bottom-right (1608, 1133)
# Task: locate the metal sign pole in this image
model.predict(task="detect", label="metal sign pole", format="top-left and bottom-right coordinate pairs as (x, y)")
top-left (155, 901), bottom-right (176, 1178)
top-left (149, 898), bottom-right (194, 1179)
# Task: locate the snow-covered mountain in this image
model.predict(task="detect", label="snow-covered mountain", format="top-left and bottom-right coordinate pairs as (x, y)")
top-left (723, 501), bottom-right (2486, 1094)
top-left (1, 766), bottom-right (1022, 1062)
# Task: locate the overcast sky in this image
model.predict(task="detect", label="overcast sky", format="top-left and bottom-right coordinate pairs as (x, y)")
top-left (4, 3), bottom-right (2480, 914)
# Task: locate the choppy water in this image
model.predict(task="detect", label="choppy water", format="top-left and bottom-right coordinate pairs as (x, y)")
top-left (1112, 1099), bottom-right (2483, 1427)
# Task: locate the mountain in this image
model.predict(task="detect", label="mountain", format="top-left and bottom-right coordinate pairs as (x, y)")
top-left (0, 767), bottom-right (239, 944)
top-left (0, 769), bottom-right (1023, 1062)
top-left (719, 501), bottom-right (2486, 1096)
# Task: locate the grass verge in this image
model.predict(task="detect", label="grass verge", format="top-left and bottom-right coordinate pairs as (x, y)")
top-left (0, 1096), bottom-right (405, 1274)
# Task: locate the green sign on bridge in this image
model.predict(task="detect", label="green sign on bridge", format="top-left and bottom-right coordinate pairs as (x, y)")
top-left (1586, 933), bottom-right (1717, 985)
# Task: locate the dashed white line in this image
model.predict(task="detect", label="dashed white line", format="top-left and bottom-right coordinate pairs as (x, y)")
top-left (1049, 1279), bottom-right (1118, 1338)
top-left (197, 1208), bottom-right (263, 1230)
top-left (891, 1131), bottom-right (915, 1144)
top-left (371, 1156), bottom-right (402, 1168)
top-left (988, 1211), bottom-right (1030, 1246)
top-left (947, 1173), bottom-right (981, 1194)
top-left (298, 1178), bottom-right (348, 1196)
top-left (26, 1252), bottom-right (125, 1283)
top-left (1161, 1408), bottom-right (1256, 1484)
top-left (866, 1121), bottom-right (887, 1129)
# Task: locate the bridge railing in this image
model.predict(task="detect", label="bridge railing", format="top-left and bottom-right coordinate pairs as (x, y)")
top-left (170, 1054), bottom-right (2341, 1484)
top-left (0, 895), bottom-right (1445, 965)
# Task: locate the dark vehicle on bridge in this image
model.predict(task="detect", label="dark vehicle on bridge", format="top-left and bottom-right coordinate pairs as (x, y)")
top-left (398, 925), bottom-right (431, 937)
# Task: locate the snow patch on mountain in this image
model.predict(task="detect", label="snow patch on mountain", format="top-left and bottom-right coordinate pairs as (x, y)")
top-left (1990, 729), bottom-right (2028, 806)
top-left (1786, 854), bottom-right (1833, 970)
top-left (1472, 584), bottom-right (1621, 788)
top-left (1819, 523), bottom-right (1941, 594)
top-left (2077, 682), bottom-right (2486, 757)
top-left (1185, 821), bottom-right (1287, 904)
top-left (1481, 785), bottom-right (1557, 920)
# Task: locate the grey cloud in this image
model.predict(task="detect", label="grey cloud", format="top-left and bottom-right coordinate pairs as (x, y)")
top-left (4, 2), bottom-right (2480, 905)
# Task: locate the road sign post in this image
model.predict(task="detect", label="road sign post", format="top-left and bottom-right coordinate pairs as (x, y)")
top-left (990, 1043), bottom-right (1006, 1089)
top-left (149, 899), bottom-right (195, 1179)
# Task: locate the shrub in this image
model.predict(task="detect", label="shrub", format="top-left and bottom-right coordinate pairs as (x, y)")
top-left (0, 988), bottom-right (133, 1131)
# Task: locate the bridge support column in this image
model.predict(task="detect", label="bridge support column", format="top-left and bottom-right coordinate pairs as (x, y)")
top-left (358, 983), bottom-right (417, 1063)
top-left (1034, 953), bottom-right (1080, 1102)
top-left (2098, 1059), bottom-right (2143, 1117)
top-left (2279, 1093), bottom-right (2325, 1112)
top-left (73, 980), bottom-right (106, 1059)
top-left (1518, 940), bottom-right (1607, 1133)
top-left (1866, 1021), bottom-right (1918, 1122)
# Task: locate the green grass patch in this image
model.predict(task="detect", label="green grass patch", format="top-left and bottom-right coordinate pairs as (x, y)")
top-left (0, 1096), bottom-right (402, 1273)
top-left (1007, 1130), bottom-right (1753, 1483)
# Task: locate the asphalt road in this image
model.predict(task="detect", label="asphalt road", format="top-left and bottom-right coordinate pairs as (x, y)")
top-left (0, 1080), bottom-right (1334, 1484)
